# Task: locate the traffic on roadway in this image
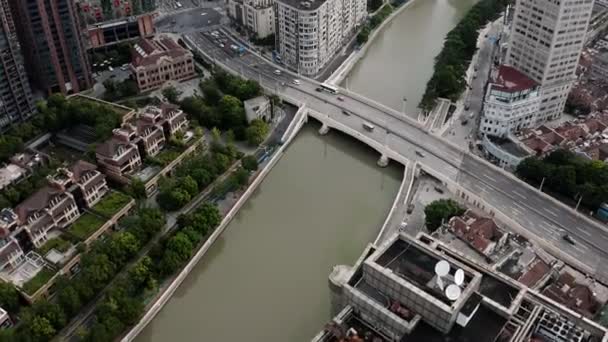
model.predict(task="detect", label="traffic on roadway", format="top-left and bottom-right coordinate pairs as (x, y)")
top-left (184, 30), bottom-right (608, 283)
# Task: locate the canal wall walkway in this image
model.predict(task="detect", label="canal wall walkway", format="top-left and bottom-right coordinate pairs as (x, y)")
top-left (325, 0), bottom-right (419, 86)
top-left (121, 107), bottom-right (306, 342)
top-left (373, 161), bottom-right (417, 245)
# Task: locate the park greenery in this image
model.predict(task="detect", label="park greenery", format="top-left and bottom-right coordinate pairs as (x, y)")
top-left (419, 0), bottom-right (508, 110)
top-left (84, 203), bottom-right (222, 342)
top-left (0, 160), bottom-right (60, 210)
top-left (424, 199), bottom-right (465, 232)
top-left (180, 70), bottom-right (269, 145)
top-left (103, 78), bottom-right (139, 102)
top-left (357, 4), bottom-right (394, 45)
top-left (516, 149), bottom-right (608, 210)
top-left (0, 207), bottom-right (165, 342)
top-left (157, 137), bottom-right (240, 211)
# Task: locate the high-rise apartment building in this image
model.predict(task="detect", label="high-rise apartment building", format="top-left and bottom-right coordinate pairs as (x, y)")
top-left (274, 0), bottom-right (366, 76)
top-left (11, 0), bottom-right (92, 95)
top-left (506, 0), bottom-right (594, 122)
top-left (0, 0), bottom-right (36, 132)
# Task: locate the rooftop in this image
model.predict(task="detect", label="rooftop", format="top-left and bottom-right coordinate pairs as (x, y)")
top-left (404, 304), bottom-right (506, 342)
top-left (276, 0), bottom-right (328, 11)
top-left (374, 239), bottom-right (473, 305)
top-left (132, 36), bottom-right (192, 68)
top-left (491, 65), bottom-right (538, 93)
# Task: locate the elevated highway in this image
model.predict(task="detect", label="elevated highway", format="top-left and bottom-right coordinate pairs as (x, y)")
top-left (184, 32), bottom-right (608, 283)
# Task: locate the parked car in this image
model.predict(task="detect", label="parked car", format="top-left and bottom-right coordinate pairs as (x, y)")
top-left (274, 69), bottom-right (282, 75)
top-left (415, 150), bottom-right (425, 158)
top-left (562, 234), bottom-right (576, 245)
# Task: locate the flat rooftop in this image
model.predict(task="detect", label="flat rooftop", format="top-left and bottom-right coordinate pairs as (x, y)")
top-left (489, 136), bottom-right (530, 157)
top-left (276, 0), bottom-right (327, 11)
top-left (375, 239), bottom-right (473, 305)
top-left (403, 304), bottom-right (507, 342)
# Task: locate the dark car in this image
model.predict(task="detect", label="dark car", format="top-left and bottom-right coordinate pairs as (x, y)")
top-left (315, 87), bottom-right (323, 92)
top-left (562, 234), bottom-right (576, 244)
top-left (434, 187), bottom-right (444, 194)
top-left (342, 110), bottom-right (350, 116)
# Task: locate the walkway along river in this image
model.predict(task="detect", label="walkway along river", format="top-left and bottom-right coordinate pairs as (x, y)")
top-left (345, 0), bottom-right (478, 116)
top-left (135, 123), bottom-right (402, 341)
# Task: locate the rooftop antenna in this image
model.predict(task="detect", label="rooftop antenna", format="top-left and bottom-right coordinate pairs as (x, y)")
top-left (455, 269), bottom-right (465, 286)
top-left (434, 260), bottom-right (450, 290)
top-left (445, 284), bottom-right (462, 301)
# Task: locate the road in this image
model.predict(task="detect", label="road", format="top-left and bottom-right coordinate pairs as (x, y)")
top-left (184, 31), bottom-right (608, 283)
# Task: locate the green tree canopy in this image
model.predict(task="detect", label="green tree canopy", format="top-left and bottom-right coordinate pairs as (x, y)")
top-left (424, 199), bottom-right (465, 232)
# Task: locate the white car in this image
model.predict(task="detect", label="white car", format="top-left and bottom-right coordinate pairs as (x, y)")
top-left (273, 69), bottom-right (282, 75)
top-left (399, 221), bottom-right (408, 231)
top-left (292, 79), bottom-right (301, 85)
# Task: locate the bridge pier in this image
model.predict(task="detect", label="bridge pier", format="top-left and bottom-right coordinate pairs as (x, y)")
top-left (319, 124), bottom-right (330, 135)
top-left (377, 154), bottom-right (389, 168)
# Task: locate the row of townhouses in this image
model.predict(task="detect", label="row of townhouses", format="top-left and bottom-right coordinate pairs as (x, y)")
top-left (0, 160), bottom-right (109, 273)
top-left (95, 103), bottom-right (189, 184)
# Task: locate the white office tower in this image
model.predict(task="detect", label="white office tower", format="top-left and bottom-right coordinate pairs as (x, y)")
top-left (275, 0), bottom-right (366, 76)
top-left (506, 0), bottom-right (594, 123)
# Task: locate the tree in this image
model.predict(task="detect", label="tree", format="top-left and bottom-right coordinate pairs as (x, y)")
top-left (128, 256), bottom-right (154, 289)
top-left (218, 95), bottom-right (246, 129)
top-left (369, 0), bottom-right (383, 11)
top-left (166, 232), bottom-right (194, 261)
top-left (233, 167), bottom-right (250, 187)
top-left (162, 86), bottom-right (182, 104)
top-left (180, 176), bottom-right (199, 197)
top-left (200, 80), bottom-right (222, 105)
top-left (27, 316), bottom-right (56, 341)
top-left (0, 282), bottom-right (19, 314)
top-left (241, 155), bottom-right (259, 171)
top-left (108, 232), bottom-right (140, 265)
top-left (57, 285), bottom-right (82, 317)
top-left (127, 179), bottom-right (147, 199)
top-left (246, 119), bottom-right (269, 146)
top-left (424, 199), bottom-right (465, 232)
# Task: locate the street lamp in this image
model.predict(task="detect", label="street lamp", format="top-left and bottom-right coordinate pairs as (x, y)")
top-left (539, 177), bottom-right (545, 192)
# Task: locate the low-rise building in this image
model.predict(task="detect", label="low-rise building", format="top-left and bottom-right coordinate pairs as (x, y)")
top-left (0, 151), bottom-right (48, 191)
top-left (542, 272), bottom-right (601, 318)
top-left (96, 130), bottom-right (143, 184)
top-left (48, 161), bottom-right (109, 209)
top-left (157, 103), bottom-right (188, 136)
top-left (274, 0), bottom-right (366, 76)
top-left (448, 210), bottom-right (508, 258)
top-left (480, 65), bottom-right (541, 138)
top-left (0, 306), bottom-right (12, 329)
top-left (15, 186), bottom-right (80, 247)
top-left (136, 116), bottom-right (166, 157)
top-left (87, 14), bottom-right (155, 48)
top-left (244, 96), bottom-right (271, 123)
top-left (227, 0), bottom-right (275, 38)
top-left (591, 49), bottom-right (608, 80)
top-left (130, 36), bottom-right (196, 92)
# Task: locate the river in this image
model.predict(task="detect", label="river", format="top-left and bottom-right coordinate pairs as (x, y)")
top-left (136, 124), bottom-right (402, 341)
top-left (137, 0), bottom-right (476, 340)
top-left (345, 0), bottom-right (477, 116)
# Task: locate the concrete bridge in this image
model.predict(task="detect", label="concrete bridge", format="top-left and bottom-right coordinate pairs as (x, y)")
top-left (183, 33), bottom-right (608, 285)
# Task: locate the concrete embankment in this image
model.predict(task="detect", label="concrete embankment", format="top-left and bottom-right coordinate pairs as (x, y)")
top-left (121, 108), bottom-right (305, 342)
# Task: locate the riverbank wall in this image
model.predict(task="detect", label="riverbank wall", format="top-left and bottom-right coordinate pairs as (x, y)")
top-left (121, 108), bottom-right (306, 341)
top-left (325, 0), bottom-right (418, 85)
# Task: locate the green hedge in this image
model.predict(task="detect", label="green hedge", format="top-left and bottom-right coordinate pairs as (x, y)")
top-left (22, 268), bottom-right (55, 296)
top-left (67, 213), bottom-right (106, 241)
top-left (419, 0), bottom-right (508, 110)
top-left (93, 191), bottom-right (132, 217)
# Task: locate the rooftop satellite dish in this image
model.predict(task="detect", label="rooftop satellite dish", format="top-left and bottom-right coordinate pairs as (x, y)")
top-left (445, 284), bottom-right (462, 301)
top-left (455, 269), bottom-right (465, 286)
top-left (435, 260), bottom-right (450, 277)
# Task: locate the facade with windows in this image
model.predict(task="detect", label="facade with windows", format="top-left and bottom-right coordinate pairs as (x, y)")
top-left (274, 0), bottom-right (366, 76)
top-left (506, 0), bottom-right (594, 122)
top-left (227, 0), bottom-right (275, 38)
top-left (11, 0), bottom-right (92, 94)
top-left (0, 0), bottom-right (36, 132)
top-left (480, 66), bottom-right (541, 137)
top-left (130, 36), bottom-right (195, 92)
